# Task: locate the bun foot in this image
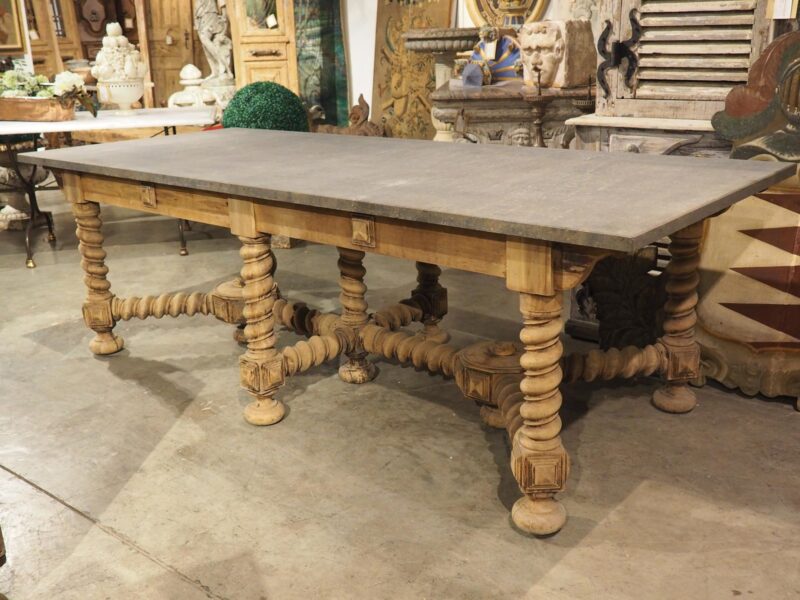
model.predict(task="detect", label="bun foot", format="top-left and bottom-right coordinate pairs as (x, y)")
top-left (652, 383), bottom-right (697, 414)
top-left (338, 358), bottom-right (377, 384)
top-left (511, 496), bottom-right (567, 536)
top-left (89, 333), bottom-right (124, 356)
top-left (244, 397), bottom-right (286, 426)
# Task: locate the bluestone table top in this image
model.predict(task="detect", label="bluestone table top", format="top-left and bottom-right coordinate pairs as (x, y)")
top-left (20, 128), bottom-right (794, 253)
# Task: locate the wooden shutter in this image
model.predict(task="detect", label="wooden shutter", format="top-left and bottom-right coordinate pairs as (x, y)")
top-left (634, 0), bottom-right (756, 101)
top-left (598, 0), bottom-right (770, 119)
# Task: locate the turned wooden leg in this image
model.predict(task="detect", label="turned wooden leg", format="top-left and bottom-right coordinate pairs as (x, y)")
top-left (412, 262), bottom-right (448, 339)
top-left (239, 234), bottom-right (286, 426)
top-left (337, 247), bottom-right (377, 383)
top-left (653, 222), bottom-right (703, 414)
top-left (72, 199), bottom-right (124, 356)
top-left (511, 292), bottom-right (569, 536)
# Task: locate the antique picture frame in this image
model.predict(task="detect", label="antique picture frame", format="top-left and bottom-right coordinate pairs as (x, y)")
top-left (0, 0), bottom-right (24, 51)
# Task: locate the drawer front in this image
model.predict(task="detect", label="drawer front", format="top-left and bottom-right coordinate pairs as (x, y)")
top-left (242, 42), bottom-right (288, 62)
top-left (241, 61), bottom-right (290, 87)
top-left (605, 130), bottom-right (731, 158)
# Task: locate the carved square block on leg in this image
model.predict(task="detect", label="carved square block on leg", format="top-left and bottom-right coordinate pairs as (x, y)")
top-left (82, 301), bottom-right (114, 330)
top-left (240, 355), bottom-right (285, 395)
top-left (513, 450), bottom-right (569, 496)
top-left (666, 343), bottom-right (701, 381)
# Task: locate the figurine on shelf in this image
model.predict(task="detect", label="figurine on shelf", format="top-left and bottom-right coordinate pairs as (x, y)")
top-left (310, 94), bottom-right (387, 137)
top-left (469, 26), bottom-right (521, 85)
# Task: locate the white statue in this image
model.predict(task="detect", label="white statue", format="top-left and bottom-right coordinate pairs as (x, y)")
top-left (90, 22), bottom-right (148, 112)
top-left (517, 20), bottom-right (594, 89)
top-left (90, 22), bottom-right (147, 82)
top-left (195, 0), bottom-right (234, 84)
top-left (168, 64), bottom-right (217, 109)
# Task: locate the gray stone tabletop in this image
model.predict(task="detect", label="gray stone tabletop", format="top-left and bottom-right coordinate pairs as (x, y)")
top-left (20, 128), bottom-right (794, 253)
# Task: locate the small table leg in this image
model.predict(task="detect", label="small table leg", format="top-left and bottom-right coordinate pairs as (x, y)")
top-left (337, 247), bottom-right (377, 383)
top-left (239, 234), bottom-right (286, 426)
top-left (652, 221), bottom-right (704, 414)
top-left (511, 292), bottom-right (569, 536)
top-left (72, 198), bottom-right (124, 355)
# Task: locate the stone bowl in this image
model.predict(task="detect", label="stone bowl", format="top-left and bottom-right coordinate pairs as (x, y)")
top-left (98, 79), bottom-right (144, 114)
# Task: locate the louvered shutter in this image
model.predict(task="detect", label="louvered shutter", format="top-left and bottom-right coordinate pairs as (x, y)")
top-left (598, 0), bottom-right (770, 119)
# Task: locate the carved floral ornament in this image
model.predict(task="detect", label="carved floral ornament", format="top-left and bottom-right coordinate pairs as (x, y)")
top-left (466, 0), bottom-right (549, 28)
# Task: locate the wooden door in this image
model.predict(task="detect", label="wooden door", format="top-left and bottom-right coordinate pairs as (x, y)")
top-left (229, 0), bottom-right (299, 93)
top-left (146, 1), bottom-right (195, 107)
top-left (51, 0), bottom-right (83, 61)
top-left (24, 0), bottom-right (59, 76)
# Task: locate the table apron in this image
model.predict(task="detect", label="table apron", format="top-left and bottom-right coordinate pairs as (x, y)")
top-left (74, 172), bottom-right (616, 291)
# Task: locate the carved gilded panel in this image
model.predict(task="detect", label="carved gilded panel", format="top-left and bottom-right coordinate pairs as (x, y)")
top-left (371, 0), bottom-right (454, 140)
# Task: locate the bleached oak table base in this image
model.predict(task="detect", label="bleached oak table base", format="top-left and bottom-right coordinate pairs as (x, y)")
top-left (61, 170), bottom-right (705, 536)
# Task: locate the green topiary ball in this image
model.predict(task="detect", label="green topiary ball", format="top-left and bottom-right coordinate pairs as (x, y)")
top-left (222, 81), bottom-right (309, 132)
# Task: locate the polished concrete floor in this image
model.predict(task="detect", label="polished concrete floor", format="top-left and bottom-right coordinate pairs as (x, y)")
top-left (1, 191), bottom-right (799, 600)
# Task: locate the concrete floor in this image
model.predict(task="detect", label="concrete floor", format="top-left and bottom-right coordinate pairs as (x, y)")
top-left (0, 190), bottom-right (799, 600)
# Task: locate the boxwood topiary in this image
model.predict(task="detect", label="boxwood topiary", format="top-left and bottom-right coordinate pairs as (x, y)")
top-left (222, 81), bottom-right (309, 132)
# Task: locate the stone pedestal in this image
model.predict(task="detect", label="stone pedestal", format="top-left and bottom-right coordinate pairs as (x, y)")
top-left (431, 79), bottom-right (587, 148)
top-left (404, 28), bottom-right (479, 142)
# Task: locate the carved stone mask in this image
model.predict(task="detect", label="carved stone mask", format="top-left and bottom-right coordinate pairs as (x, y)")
top-left (510, 128), bottom-right (532, 146)
top-left (518, 22), bottom-right (565, 87)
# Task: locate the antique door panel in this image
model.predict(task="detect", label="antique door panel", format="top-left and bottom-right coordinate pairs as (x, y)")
top-left (75, 0), bottom-right (141, 61)
top-left (51, 0), bottom-right (83, 61)
top-left (229, 0), bottom-right (299, 92)
top-left (146, 1), bottom-right (195, 107)
top-left (241, 60), bottom-right (289, 87)
top-left (25, 0), bottom-right (62, 76)
top-left (599, 0), bottom-right (769, 119)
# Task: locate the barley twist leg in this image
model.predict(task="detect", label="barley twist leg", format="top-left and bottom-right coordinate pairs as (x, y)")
top-left (411, 262), bottom-right (448, 339)
top-left (239, 234), bottom-right (285, 426)
top-left (337, 247), bottom-right (377, 384)
top-left (511, 292), bottom-right (569, 536)
top-left (652, 222), bottom-right (703, 414)
top-left (73, 200), bottom-right (124, 356)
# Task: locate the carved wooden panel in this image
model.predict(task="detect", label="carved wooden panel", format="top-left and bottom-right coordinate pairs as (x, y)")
top-left (371, 0), bottom-right (454, 140)
top-left (145, 0), bottom-right (194, 107)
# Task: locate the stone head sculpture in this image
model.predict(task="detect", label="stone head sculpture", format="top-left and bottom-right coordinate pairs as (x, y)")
top-left (517, 20), bottom-right (594, 89)
top-left (510, 127), bottom-right (532, 146)
top-left (518, 22), bottom-right (564, 88)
